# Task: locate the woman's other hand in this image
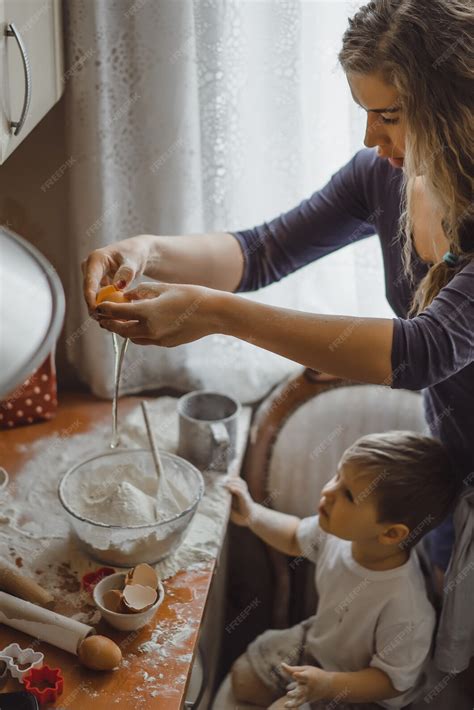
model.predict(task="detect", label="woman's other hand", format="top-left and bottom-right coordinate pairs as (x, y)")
top-left (95, 282), bottom-right (224, 346)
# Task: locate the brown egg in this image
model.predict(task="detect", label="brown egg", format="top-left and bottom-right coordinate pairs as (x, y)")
top-left (78, 635), bottom-right (122, 671)
top-left (96, 284), bottom-right (128, 305)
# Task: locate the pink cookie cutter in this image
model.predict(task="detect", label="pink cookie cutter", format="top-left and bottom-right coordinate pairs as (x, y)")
top-left (0, 642), bottom-right (44, 683)
top-left (82, 566), bottom-right (115, 594)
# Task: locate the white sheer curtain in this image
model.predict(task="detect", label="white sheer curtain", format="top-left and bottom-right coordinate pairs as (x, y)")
top-left (64, 0), bottom-right (393, 403)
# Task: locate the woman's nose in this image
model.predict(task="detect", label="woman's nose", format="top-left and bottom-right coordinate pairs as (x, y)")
top-left (364, 113), bottom-right (386, 148)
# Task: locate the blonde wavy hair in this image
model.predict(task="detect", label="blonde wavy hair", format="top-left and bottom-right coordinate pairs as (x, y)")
top-left (339, 0), bottom-right (474, 315)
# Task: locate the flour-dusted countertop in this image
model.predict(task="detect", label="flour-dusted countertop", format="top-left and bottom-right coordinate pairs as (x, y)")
top-left (0, 392), bottom-right (251, 708)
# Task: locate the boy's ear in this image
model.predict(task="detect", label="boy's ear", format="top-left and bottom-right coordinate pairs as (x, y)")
top-left (379, 523), bottom-right (410, 547)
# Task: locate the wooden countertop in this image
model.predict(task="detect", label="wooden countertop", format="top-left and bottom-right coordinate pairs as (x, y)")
top-left (0, 392), bottom-right (250, 708)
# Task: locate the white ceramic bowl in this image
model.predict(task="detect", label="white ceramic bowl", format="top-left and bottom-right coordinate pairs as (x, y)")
top-left (93, 572), bottom-right (165, 631)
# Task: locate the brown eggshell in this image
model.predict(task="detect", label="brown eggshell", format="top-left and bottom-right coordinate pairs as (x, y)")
top-left (78, 635), bottom-right (122, 671)
top-left (102, 589), bottom-right (124, 613)
top-left (122, 584), bottom-right (158, 613)
top-left (115, 594), bottom-right (135, 614)
top-left (125, 563), bottom-right (159, 590)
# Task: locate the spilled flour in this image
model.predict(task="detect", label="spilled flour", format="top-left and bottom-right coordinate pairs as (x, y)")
top-left (0, 397), bottom-right (249, 594)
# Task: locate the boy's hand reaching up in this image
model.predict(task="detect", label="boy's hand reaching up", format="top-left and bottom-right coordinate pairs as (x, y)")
top-left (221, 477), bottom-right (301, 557)
top-left (222, 477), bottom-right (256, 527)
top-left (281, 663), bottom-right (332, 707)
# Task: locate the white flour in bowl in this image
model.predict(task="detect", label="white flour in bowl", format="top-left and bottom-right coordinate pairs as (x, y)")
top-left (73, 476), bottom-right (159, 526)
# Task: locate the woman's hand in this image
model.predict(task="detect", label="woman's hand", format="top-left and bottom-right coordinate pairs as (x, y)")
top-left (281, 663), bottom-right (332, 707)
top-left (82, 236), bottom-right (152, 313)
top-left (95, 282), bottom-right (222, 346)
top-left (221, 476), bottom-right (257, 527)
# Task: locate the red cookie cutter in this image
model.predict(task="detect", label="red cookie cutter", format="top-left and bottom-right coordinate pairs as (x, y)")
top-left (23, 665), bottom-right (64, 704)
top-left (82, 567), bottom-right (115, 593)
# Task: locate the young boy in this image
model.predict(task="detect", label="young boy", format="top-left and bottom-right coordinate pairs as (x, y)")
top-left (224, 431), bottom-right (459, 710)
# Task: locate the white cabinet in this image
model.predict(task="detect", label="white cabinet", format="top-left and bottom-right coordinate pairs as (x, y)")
top-left (0, 0), bottom-right (64, 164)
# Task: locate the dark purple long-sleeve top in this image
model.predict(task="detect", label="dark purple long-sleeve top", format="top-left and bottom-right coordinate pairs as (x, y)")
top-left (231, 148), bottom-right (474, 480)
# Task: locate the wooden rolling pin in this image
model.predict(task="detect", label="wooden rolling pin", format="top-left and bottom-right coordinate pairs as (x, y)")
top-left (0, 591), bottom-right (92, 654)
top-left (0, 563), bottom-right (54, 609)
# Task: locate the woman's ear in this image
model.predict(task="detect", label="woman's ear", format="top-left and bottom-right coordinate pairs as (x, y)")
top-left (378, 523), bottom-right (410, 547)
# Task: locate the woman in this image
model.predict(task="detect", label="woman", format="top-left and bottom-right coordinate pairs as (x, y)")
top-left (83, 0), bottom-right (473, 681)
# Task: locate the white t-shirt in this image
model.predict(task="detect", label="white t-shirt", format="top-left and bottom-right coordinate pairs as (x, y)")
top-left (296, 516), bottom-right (436, 709)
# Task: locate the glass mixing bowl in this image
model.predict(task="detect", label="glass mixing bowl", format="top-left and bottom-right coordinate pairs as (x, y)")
top-left (58, 449), bottom-right (204, 567)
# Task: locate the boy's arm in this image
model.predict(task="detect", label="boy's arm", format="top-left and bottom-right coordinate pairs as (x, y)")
top-left (283, 664), bottom-right (403, 706)
top-left (326, 667), bottom-right (403, 702)
top-left (223, 477), bottom-right (302, 557)
top-left (248, 504), bottom-right (302, 557)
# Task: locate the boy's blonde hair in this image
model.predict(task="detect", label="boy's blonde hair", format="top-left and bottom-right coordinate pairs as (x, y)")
top-left (340, 431), bottom-right (460, 546)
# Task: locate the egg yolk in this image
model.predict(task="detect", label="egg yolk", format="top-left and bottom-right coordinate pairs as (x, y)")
top-left (96, 284), bottom-right (128, 305)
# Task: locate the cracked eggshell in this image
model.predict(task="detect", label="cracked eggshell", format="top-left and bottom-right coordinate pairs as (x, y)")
top-left (125, 563), bottom-right (159, 590)
top-left (122, 584), bottom-right (158, 613)
top-left (78, 635), bottom-right (122, 671)
top-left (102, 589), bottom-right (124, 613)
top-left (93, 572), bottom-right (165, 630)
